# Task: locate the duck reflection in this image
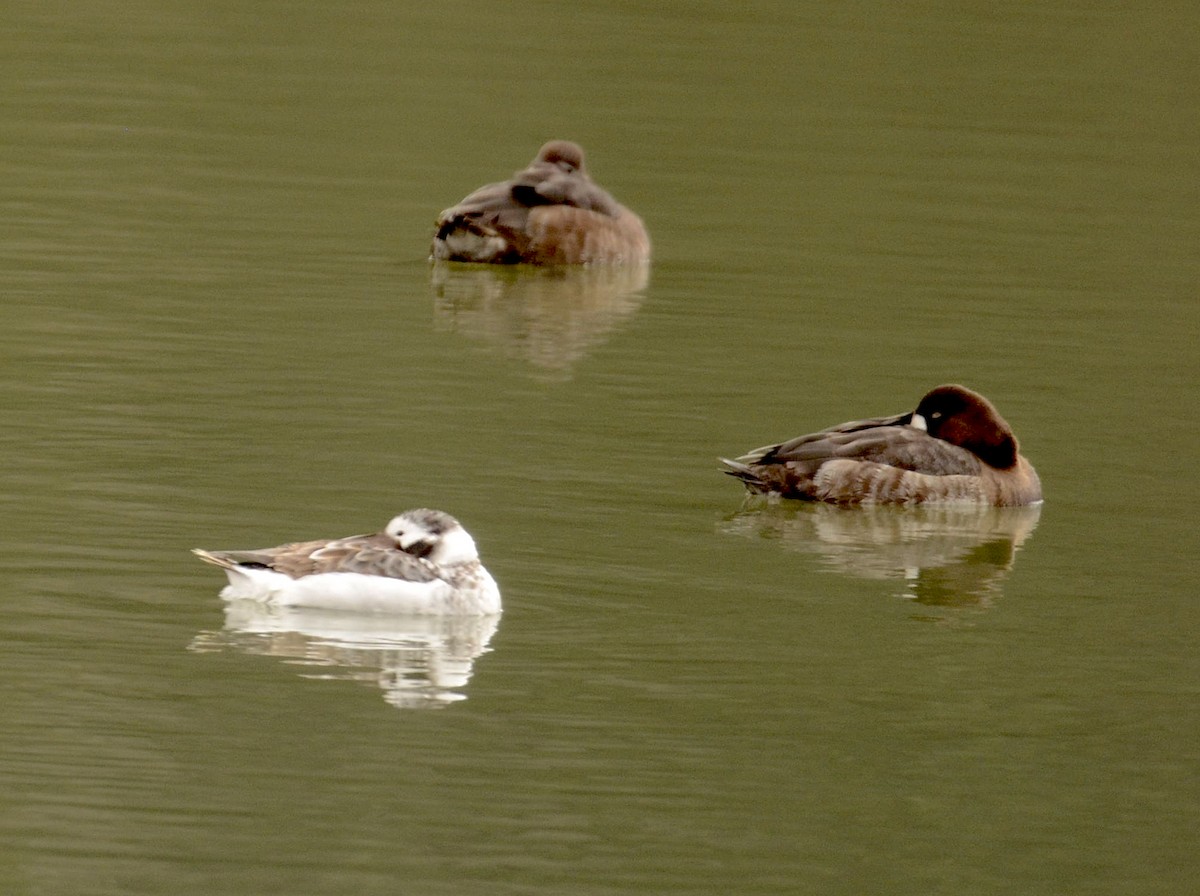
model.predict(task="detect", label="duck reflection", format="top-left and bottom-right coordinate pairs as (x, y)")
top-left (721, 503), bottom-right (1041, 608)
top-left (430, 262), bottom-right (649, 378)
top-left (190, 602), bottom-right (500, 709)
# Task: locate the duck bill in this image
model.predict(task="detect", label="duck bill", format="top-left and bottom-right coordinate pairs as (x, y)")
top-left (909, 413), bottom-right (928, 432)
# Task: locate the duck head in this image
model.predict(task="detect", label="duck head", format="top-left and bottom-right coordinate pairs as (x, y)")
top-left (911, 384), bottom-right (1020, 470)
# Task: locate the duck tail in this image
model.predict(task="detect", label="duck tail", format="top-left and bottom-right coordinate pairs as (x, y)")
top-left (719, 458), bottom-right (769, 492)
top-left (192, 548), bottom-right (236, 570)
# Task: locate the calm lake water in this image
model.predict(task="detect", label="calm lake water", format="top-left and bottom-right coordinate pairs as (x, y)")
top-left (3, 3), bottom-right (1198, 894)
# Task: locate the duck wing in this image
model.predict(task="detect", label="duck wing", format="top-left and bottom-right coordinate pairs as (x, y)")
top-left (740, 413), bottom-right (983, 477)
top-left (198, 533), bottom-right (441, 582)
top-left (437, 179), bottom-right (526, 225)
top-left (509, 170), bottom-right (621, 215)
top-left (768, 427), bottom-right (984, 477)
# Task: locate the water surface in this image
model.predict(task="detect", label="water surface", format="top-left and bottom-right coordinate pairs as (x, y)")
top-left (2, 3), bottom-right (1198, 894)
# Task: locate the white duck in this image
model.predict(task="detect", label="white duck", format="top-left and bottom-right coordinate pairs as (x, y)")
top-left (193, 509), bottom-right (500, 614)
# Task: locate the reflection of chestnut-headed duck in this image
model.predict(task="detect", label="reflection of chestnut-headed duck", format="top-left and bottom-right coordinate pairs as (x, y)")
top-left (722, 385), bottom-right (1042, 506)
top-left (194, 509), bottom-right (501, 614)
top-left (432, 140), bottom-right (651, 265)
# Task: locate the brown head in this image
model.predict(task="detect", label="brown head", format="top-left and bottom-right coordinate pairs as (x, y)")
top-left (533, 140), bottom-right (587, 176)
top-left (912, 384), bottom-right (1020, 470)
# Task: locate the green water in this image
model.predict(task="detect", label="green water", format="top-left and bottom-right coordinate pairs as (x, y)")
top-left (2, 3), bottom-right (1198, 894)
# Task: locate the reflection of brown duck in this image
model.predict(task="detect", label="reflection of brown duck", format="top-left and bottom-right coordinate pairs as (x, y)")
top-left (722, 385), bottom-right (1042, 506)
top-left (720, 503), bottom-right (1042, 608)
top-left (431, 263), bottom-right (649, 377)
top-left (432, 141), bottom-right (651, 265)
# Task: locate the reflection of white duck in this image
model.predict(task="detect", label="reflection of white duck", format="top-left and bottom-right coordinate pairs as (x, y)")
top-left (721, 503), bottom-right (1041, 606)
top-left (190, 606), bottom-right (500, 710)
top-left (193, 509), bottom-right (500, 614)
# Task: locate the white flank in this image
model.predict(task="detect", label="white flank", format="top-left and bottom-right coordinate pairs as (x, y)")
top-left (218, 566), bottom-right (500, 615)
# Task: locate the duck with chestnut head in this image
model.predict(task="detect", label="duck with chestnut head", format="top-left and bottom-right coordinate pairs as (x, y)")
top-left (722, 385), bottom-right (1042, 506)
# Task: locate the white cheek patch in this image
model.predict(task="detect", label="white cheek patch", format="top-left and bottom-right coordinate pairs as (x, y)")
top-left (910, 413), bottom-right (928, 432)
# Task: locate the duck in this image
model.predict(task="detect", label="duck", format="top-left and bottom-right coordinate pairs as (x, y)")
top-left (193, 509), bottom-right (501, 614)
top-left (721, 384), bottom-right (1042, 506)
top-left (431, 140), bottom-right (651, 265)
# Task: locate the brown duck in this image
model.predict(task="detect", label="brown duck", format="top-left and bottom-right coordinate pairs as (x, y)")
top-left (722, 384), bottom-right (1042, 506)
top-left (431, 140), bottom-right (650, 265)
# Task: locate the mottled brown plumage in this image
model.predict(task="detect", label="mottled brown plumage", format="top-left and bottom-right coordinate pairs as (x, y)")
top-left (432, 140), bottom-right (651, 265)
top-left (194, 532), bottom-right (441, 581)
top-left (722, 385), bottom-right (1042, 506)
